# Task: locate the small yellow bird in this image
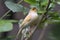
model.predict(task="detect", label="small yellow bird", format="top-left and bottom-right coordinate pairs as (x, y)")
top-left (16, 7), bottom-right (39, 39)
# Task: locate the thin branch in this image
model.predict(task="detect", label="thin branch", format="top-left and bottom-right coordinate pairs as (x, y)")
top-left (38, 0), bottom-right (51, 40)
top-left (46, 0), bottom-right (51, 11)
top-left (0, 0), bottom-right (23, 20)
top-left (17, 0), bottom-right (23, 4)
top-left (0, 10), bottom-right (11, 20)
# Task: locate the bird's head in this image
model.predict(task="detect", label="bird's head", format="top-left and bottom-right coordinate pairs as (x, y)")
top-left (30, 7), bottom-right (37, 13)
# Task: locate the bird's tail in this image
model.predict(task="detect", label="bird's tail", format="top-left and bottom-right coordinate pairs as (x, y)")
top-left (15, 19), bottom-right (24, 40)
top-left (15, 25), bottom-right (24, 40)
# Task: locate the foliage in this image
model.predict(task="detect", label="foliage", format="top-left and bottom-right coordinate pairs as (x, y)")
top-left (5, 1), bottom-right (23, 12)
top-left (0, 0), bottom-right (60, 40)
top-left (0, 35), bottom-right (15, 40)
top-left (5, 1), bottom-right (30, 14)
top-left (0, 20), bottom-right (18, 32)
top-left (24, 0), bottom-right (37, 5)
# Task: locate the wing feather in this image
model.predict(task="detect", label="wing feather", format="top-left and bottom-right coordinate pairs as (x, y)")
top-left (20, 14), bottom-right (31, 27)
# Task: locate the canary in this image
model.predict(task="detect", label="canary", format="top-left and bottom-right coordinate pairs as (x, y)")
top-left (16, 7), bottom-right (39, 39)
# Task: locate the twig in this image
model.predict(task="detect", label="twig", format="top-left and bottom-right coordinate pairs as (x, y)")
top-left (17, 0), bottom-right (23, 4)
top-left (38, 0), bottom-right (51, 40)
top-left (0, 0), bottom-right (23, 20)
top-left (0, 10), bottom-right (11, 20)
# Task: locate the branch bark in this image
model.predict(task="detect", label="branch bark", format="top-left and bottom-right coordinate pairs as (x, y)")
top-left (38, 0), bottom-right (51, 40)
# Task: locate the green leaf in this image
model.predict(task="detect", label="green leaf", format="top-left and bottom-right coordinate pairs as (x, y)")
top-left (48, 11), bottom-right (60, 20)
top-left (56, 0), bottom-right (60, 2)
top-left (51, 0), bottom-right (56, 3)
top-left (0, 36), bottom-right (14, 40)
top-left (49, 3), bottom-right (55, 9)
top-left (51, 19), bottom-right (60, 23)
top-left (5, 1), bottom-right (23, 12)
top-left (41, 0), bottom-right (48, 6)
top-left (0, 20), bottom-right (18, 32)
top-left (36, 0), bottom-right (39, 1)
top-left (19, 19), bottom-right (23, 24)
top-left (23, 7), bottom-right (30, 15)
top-left (38, 10), bottom-right (46, 14)
top-left (24, 0), bottom-right (37, 5)
top-left (56, 0), bottom-right (60, 5)
top-left (57, 2), bottom-right (60, 5)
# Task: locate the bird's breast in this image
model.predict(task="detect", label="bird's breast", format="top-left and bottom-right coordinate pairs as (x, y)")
top-left (30, 13), bottom-right (38, 26)
top-left (30, 13), bottom-right (38, 21)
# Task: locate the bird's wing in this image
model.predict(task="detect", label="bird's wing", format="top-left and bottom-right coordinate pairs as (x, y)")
top-left (24, 14), bottom-right (31, 21)
top-left (20, 14), bottom-right (31, 27)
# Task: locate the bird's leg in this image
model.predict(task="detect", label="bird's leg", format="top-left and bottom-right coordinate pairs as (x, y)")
top-left (30, 25), bottom-right (35, 31)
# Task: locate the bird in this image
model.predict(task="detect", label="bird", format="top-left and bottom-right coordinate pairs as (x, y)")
top-left (15, 7), bottom-right (39, 39)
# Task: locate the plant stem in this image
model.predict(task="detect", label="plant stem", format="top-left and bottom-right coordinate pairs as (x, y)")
top-left (0, 10), bottom-right (11, 20)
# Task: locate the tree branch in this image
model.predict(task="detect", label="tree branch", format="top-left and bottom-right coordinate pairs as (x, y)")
top-left (38, 0), bottom-right (51, 40)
